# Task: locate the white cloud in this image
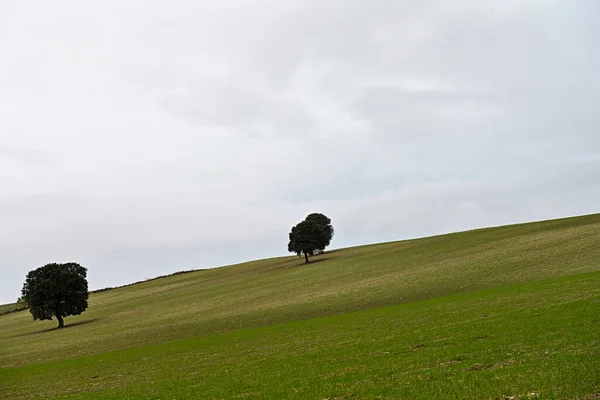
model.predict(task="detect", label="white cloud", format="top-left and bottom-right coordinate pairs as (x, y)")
top-left (1, 0), bottom-right (598, 301)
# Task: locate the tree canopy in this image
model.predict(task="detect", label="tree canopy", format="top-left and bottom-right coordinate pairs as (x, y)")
top-left (305, 213), bottom-right (334, 250)
top-left (288, 213), bottom-right (334, 264)
top-left (21, 262), bottom-right (89, 329)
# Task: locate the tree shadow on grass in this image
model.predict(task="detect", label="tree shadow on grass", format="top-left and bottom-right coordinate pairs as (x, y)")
top-left (310, 250), bottom-right (340, 262)
top-left (287, 255), bottom-right (336, 268)
top-left (306, 257), bottom-right (332, 265)
top-left (14, 318), bottom-right (101, 337)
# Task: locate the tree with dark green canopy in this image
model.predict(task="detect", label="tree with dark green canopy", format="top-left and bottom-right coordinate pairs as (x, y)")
top-left (305, 213), bottom-right (334, 250)
top-left (21, 263), bottom-right (89, 329)
top-left (288, 213), bottom-right (334, 264)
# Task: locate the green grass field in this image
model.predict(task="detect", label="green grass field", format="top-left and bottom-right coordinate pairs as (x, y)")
top-left (0, 303), bottom-right (18, 315)
top-left (1, 214), bottom-right (599, 399)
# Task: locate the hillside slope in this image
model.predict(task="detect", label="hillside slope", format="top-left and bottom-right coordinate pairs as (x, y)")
top-left (1, 213), bottom-right (598, 369)
top-left (2, 271), bottom-right (599, 399)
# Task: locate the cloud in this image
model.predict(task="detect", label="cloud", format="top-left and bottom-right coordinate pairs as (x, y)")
top-left (0, 0), bottom-right (598, 301)
top-left (0, 146), bottom-right (57, 166)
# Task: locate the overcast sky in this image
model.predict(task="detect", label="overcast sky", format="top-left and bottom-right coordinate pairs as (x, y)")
top-left (1, 0), bottom-right (599, 304)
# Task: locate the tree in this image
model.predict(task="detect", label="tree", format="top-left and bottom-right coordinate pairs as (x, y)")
top-left (305, 213), bottom-right (334, 251)
top-left (21, 263), bottom-right (89, 329)
top-left (288, 213), bottom-right (334, 264)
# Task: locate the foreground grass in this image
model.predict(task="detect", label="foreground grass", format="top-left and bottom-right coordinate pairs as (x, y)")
top-left (1, 214), bottom-right (599, 369)
top-left (2, 271), bottom-right (599, 399)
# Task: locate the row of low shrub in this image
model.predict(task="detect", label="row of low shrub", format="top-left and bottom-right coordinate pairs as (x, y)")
top-left (91, 269), bottom-right (204, 294)
top-left (0, 302), bottom-right (28, 316)
top-left (0, 269), bottom-right (205, 314)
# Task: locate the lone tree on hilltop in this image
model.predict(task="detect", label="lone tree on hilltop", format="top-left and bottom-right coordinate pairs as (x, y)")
top-left (21, 263), bottom-right (89, 329)
top-left (288, 213), bottom-right (334, 264)
top-left (305, 213), bottom-right (334, 250)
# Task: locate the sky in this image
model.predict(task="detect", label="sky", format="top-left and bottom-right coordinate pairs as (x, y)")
top-left (1, 0), bottom-right (599, 304)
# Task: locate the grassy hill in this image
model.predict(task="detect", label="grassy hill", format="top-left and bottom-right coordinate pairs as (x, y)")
top-left (0, 303), bottom-right (19, 315)
top-left (1, 214), bottom-right (599, 399)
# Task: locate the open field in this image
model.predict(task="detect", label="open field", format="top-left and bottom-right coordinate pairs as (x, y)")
top-left (0, 303), bottom-right (19, 315)
top-left (1, 214), bottom-right (599, 399)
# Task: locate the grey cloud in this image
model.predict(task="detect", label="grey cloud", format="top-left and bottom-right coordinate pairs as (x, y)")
top-left (1, 0), bottom-right (598, 302)
top-left (162, 79), bottom-right (317, 136)
top-left (0, 146), bottom-right (57, 166)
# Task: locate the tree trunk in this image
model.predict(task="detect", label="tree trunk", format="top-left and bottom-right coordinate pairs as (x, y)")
top-left (304, 252), bottom-right (309, 264)
top-left (56, 314), bottom-right (64, 329)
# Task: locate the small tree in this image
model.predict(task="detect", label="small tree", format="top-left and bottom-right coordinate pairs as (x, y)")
top-left (305, 213), bottom-right (334, 251)
top-left (21, 263), bottom-right (89, 329)
top-left (288, 213), bottom-right (334, 264)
